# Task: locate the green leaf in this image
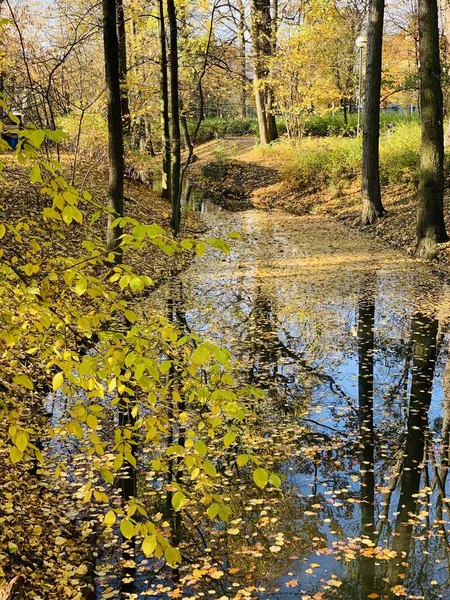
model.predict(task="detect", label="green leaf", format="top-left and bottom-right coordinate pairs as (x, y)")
top-left (203, 460), bottom-right (217, 477)
top-left (164, 546), bottom-right (181, 567)
top-left (13, 374), bottom-right (34, 390)
top-left (120, 519), bottom-right (135, 539)
top-left (207, 503), bottom-right (220, 520)
top-left (104, 510), bottom-right (116, 527)
top-left (30, 164), bottom-right (42, 184)
top-left (223, 431), bottom-right (236, 448)
top-left (237, 454), bottom-right (249, 467)
top-left (86, 414), bottom-right (98, 429)
top-left (269, 473), bottom-right (282, 488)
top-left (101, 468), bottom-right (114, 485)
top-left (171, 491), bottom-right (185, 511)
top-left (194, 440), bottom-right (207, 457)
top-left (15, 432), bottom-right (28, 453)
top-left (75, 277), bottom-right (88, 296)
top-left (191, 343), bottom-right (211, 365)
top-left (142, 535), bottom-right (157, 556)
top-left (253, 467), bottom-right (269, 489)
top-left (195, 241), bottom-right (206, 257)
top-left (9, 446), bottom-right (23, 464)
top-left (52, 371), bottom-right (64, 392)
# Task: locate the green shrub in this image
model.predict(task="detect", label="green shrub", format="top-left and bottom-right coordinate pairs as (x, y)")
top-left (258, 122), bottom-right (424, 192)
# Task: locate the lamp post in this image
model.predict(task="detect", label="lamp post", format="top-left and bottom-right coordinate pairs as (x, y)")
top-left (356, 34), bottom-right (367, 137)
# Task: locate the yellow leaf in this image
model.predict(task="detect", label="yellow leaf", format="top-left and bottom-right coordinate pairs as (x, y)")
top-left (52, 371), bottom-right (64, 391)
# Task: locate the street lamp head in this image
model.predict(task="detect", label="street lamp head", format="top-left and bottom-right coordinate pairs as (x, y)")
top-left (356, 34), bottom-right (368, 48)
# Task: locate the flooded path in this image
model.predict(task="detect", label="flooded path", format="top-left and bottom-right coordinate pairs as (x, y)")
top-left (151, 209), bottom-right (450, 600)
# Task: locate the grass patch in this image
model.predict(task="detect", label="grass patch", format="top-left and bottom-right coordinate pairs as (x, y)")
top-left (254, 122), bottom-right (429, 192)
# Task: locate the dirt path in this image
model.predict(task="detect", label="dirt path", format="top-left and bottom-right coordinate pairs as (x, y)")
top-left (191, 137), bottom-right (450, 278)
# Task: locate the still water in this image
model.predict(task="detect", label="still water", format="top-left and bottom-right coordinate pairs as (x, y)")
top-left (46, 204), bottom-right (450, 600)
top-left (148, 208), bottom-right (450, 600)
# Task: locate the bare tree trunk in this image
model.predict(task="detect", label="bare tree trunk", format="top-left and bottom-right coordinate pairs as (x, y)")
top-left (159, 0), bottom-right (171, 202)
top-left (237, 0), bottom-right (247, 118)
top-left (102, 0), bottom-right (124, 261)
top-left (117, 0), bottom-right (131, 140)
top-left (250, 0), bottom-right (269, 144)
top-left (361, 0), bottom-right (386, 225)
top-left (167, 0), bottom-right (182, 233)
top-left (415, 0), bottom-right (448, 258)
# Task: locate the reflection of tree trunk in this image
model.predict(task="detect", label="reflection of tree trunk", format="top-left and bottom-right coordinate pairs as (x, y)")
top-left (357, 294), bottom-right (375, 598)
top-left (439, 355), bottom-right (450, 490)
top-left (388, 312), bottom-right (438, 593)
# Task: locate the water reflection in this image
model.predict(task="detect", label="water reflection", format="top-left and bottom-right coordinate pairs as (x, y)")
top-left (148, 211), bottom-right (450, 599)
top-left (44, 208), bottom-right (450, 599)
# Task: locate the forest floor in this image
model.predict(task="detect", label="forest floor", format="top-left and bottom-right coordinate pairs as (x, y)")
top-left (190, 136), bottom-right (450, 277)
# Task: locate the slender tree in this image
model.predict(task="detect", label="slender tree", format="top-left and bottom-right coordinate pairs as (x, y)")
top-left (250, 0), bottom-right (278, 144)
top-left (117, 0), bottom-right (130, 139)
top-left (167, 0), bottom-right (182, 233)
top-left (415, 0), bottom-right (448, 257)
top-left (361, 0), bottom-right (386, 225)
top-left (237, 0), bottom-right (247, 118)
top-left (102, 0), bottom-right (124, 260)
top-left (159, 0), bottom-right (171, 202)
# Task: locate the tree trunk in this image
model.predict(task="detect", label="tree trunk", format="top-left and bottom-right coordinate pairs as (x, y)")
top-left (167, 0), bottom-right (182, 233)
top-left (237, 0), bottom-right (247, 118)
top-left (442, 0), bottom-right (450, 143)
top-left (361, 0), bottom-right (386, 225)
top-left (117, 0), bottom-right (131, 140)
top-left (250, 0), bottom-right (270, 144)
top-left (102, 0), bottom-right (125, 261)
top-left (159, 0), bottom-right (171, 202)
top-left (415, 0), bottom-right (448, 258)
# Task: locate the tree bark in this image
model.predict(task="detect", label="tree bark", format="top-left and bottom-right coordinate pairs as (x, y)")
top-left (361, 0), bottom-right (386, 225)
top-left (158, 0), bottom-right (171, 202)
top-left (102, 0), bottom-right (125, 261)
top-left (237, 0), bottom-right (247, 118)
top-left (117, 0), bottom-right (131, 140)
top-left (250, 0), bottom-right (269, 144)
top-left (415, 0), bottom-right (448, 258)
top-left (167, 0), bottom-right (182, 234)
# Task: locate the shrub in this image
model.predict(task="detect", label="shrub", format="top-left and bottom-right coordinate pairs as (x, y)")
top-left (58, 112), bottom-right (108, 161)
top-left (256, 121), bottom-right (425, 192)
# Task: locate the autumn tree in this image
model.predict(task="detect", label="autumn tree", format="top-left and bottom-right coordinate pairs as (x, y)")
top-left (415, 0), bottom-right (448, 257)
top-left (102, 0), bottom-right (124, 258)
top-left (361, 0), bottom-right (386, 225)
top-left (250, 0), bottom-right (278, 144)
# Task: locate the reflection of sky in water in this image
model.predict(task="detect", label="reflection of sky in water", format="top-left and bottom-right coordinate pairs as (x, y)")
top-left (151, 210), bottom-right (450, 599)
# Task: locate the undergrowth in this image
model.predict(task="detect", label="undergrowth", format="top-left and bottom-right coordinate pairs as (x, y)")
top-left (254, 122), bottom-right (445, 193)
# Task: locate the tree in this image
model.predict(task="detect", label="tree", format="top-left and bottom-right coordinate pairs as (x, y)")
top-left (250, 0), bottom-right (278, 144)
top-left (159, 0), bottom-right (171, 202)
top-left (102, 0), bottom-right (125, 259)
top-left (117, 0), bottom-right (131, 139)
top-left (415, 0), bottom-right (448, 257)
top-left (167, 0), bottom-right (182, 234)
top-left (361, 0), bottom-right (386, 225)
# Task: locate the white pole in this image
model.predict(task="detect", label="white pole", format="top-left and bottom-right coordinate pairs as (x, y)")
top-left (357, 45), bottom-right (363, 137)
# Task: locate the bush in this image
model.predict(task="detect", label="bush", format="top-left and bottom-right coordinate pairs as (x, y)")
top-left (256, 122), bottom-right (424, 192)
